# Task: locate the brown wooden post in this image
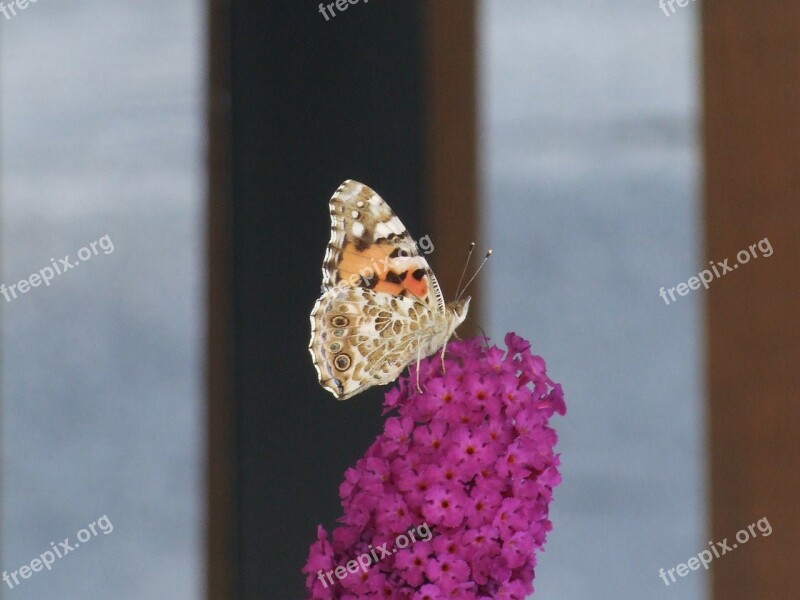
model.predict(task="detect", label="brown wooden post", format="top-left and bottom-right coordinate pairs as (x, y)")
top-left (206, 0), bottom-right (236, 597)
top-left (425, 0), bottom-right (481, 335)
top-left (702, 2), bottom-right (800, 597)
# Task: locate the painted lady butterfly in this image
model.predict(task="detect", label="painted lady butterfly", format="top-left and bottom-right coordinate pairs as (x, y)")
top-left (309, 180), bottom-right (471, 400)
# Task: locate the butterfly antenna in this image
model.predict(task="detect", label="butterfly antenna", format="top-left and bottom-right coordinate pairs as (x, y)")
top-left (457, 249), bottom-right (492, 300)
top-left (454, 242), bottom-right (476, 298)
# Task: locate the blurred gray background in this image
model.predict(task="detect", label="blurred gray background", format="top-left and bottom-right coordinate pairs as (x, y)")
top-left (481, 1), bottom-right (704, 599)
top-left (1, 1), bottom-right (204, 599)
top-left (1, 0), bottom-right (703, 599)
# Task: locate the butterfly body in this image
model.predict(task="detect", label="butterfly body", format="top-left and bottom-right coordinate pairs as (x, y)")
top-left (309, 180), bottom-right (470, 400)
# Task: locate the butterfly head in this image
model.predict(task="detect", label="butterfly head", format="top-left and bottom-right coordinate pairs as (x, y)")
top-left (447, 296), bottom-right (471, 336)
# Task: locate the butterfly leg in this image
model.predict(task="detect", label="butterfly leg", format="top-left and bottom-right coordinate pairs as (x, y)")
top-left (440, 338), bottom-right (448, 375)
top-left (474, 325), bottom-right (491, 352)
top-left (415, 347), bottom-right (423, 394)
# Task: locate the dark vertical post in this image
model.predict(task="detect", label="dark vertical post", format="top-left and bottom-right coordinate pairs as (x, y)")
top-left (206, 2), bottom-right (479, 597)
top-left (703, 2), bottom-right (800, 597)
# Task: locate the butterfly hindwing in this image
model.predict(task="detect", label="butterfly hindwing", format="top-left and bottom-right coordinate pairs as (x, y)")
top-left (309, 285), bottom-right (431, 400)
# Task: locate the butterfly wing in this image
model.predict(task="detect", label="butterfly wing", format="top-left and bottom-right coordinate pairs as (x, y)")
top-left (309, 285), bottom-right (437, 400)
top-left (322, 180), bottom-right (445, 314)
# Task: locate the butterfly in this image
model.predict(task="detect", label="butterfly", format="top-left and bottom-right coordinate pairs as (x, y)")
top-left (309, 180), bottom-right (476, 400)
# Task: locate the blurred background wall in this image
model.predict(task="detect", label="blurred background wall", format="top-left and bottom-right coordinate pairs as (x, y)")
top-left (480, 1), bottom-right (704, 598)
top-left (1, 1), bottom-right (205, 598)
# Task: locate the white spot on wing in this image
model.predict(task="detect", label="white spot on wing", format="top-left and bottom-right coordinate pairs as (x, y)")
top-left (374, 223), bottom-right (392, 238)
top-left (374, 216), bottom-right (406, 239)
top-left (351, 221), bottom-right (365, 237)
top-left (386, 216), bottom-right (404, 234)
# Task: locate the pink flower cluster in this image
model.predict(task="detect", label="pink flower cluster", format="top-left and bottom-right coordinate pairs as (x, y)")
top-left (303, 333), bottom-right (566, 600)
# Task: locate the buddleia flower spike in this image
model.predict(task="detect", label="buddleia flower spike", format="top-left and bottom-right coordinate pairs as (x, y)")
top-left (303, 333), bottom-right (566, 600)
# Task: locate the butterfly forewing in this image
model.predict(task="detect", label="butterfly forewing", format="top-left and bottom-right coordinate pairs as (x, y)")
top-left (322, 180), bottom-right (445, 312)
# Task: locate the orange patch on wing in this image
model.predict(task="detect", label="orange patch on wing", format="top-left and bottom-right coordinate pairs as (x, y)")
top-left (401, 270), bottom-right (428, 298)
top-left (336, 242), bottom-right (394, 282)
top-left (335, 242), bottom-right (429, 300)
top-left (374, 281), bottom-right (404, 295)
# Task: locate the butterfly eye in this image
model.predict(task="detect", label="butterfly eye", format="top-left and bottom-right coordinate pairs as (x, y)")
top-left (331, 316), bottom-right (349, 327)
